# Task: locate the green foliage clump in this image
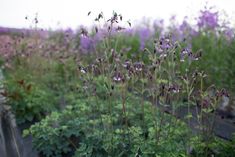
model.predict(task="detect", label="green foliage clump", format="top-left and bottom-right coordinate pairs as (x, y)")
top-left (24, 96), bottom-right (189, 157)
top-left (191, 32), bottom-right (235, 92)
top-left (3, 79), bottom-right (55, 124)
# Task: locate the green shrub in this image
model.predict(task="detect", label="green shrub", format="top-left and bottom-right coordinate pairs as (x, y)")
top-left (4, 79), bottom-right (55, 124)
top-left (191, 32), bottom-right (235, 92)
top-left (24, 96), bottom-right (189, 157)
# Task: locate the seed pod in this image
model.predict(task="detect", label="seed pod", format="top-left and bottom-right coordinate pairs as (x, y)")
top-left (88, 11), bottom-right (91, 16)
top-left (95, 26), bottom-right (98, 33)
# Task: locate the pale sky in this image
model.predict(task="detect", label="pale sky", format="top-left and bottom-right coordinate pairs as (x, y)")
top-left (0, 0), bottom-right (235, 29)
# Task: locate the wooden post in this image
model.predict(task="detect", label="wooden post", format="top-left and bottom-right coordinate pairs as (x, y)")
top-left (0, 68), bottom-right (24, 157)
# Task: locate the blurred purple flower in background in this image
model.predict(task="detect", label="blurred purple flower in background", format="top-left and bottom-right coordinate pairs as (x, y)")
top-left (0, 27), bottom-right (9, 34)
top-left (223, 27), bottom-right (235, 41)
top-left (198, 8), bottom-right (219, 29)
top-left (138, 28), bottom-right (151, 50)
top-left (124, 28), bottom-right (135, 36)
top-left (64, 28), bottom-right (74, 37)
top-left (179, 19), bottom-right (190, 32)
top-left (93, 28), bottom-right (106, 41)
top-left (153, 19), bottom-right (164, 34)
top-left (79, 35), bottom-right (94, 53)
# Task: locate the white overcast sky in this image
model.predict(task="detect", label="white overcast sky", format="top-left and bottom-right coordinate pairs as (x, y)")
top-left (0, 0), bottom-right (235, 29)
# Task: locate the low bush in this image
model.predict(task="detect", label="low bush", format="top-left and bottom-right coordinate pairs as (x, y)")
top-left (24, 96), bottom-right (189, 157)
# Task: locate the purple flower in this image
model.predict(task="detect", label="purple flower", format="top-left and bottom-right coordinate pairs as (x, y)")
top-left (180, 48), bottom-right (190, 62)
top-left (134, 62), bottom-right (144, 72)
top-left (112, 72), bottom-right (125, 83)
top-left (179, 20), bottom-right (191, 32)
top-left (168, 84), bottom-right (181, 93)
top-left (224, 28), bottom-right (234, 40)
top-left (0, 27), bottom-right (9, 34)
top-left (124, 28), bottom-right (135, 36)
top-left (154, 36), bottom-right (173, 56)
top-left (197, 8), bottom-right (219, 29)
top-left (153, 19), bottom-right (164, 33)
top-left (201, 97), bottom-right (211, 108)
top-left (79, 36), bottom-right (94, 53)
top-left (122, 60), bottom-right (131, 70)
top-left (64, 28), bottom-right (74, 36)
top-left (138, 28), bottom-right (151, 50)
